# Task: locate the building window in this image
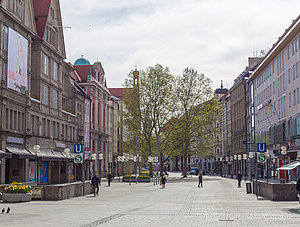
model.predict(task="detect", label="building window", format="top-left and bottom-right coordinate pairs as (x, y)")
top-left (43, 54), bottom-right (49, 75)
top-left (56, 122), bottom-right (59, 139)
top-left (42, 118), bottom-right (46, 136)
top-left (293, 65), bottom-right (296, 80)
top-left (294, 90), bottom-right (297, 106)
top-left (2, 62), bottom-right (7, 81)
top-left (2, 25), bottom-right (8, 51)
top-left (289, 92), bottom-right (292, 107)
top-left (52, 121), bottom-right (55, 138)
top-left (297, 88), bottom-right (300, 104)
top-left (6, 108), bottom-right (9, 129)
top-left (52, 89), bottom-right (58, 108)
top-left (288, 69), bottom-right (291, 83)
top-left (296, 62), bottom-right (299, 78)
top-left (53, 61), bottom-right (58, 81)
top-left (43, 84), bottom-right (49, 105)
top-left (35, 116), bottom-right (39, 135)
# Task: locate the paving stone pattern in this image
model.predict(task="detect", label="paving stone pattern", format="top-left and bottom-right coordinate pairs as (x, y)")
top-left (0, 173), bottom-right (299, 227)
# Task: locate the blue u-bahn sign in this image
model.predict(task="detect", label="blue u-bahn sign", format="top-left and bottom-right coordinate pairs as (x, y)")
top-left (257, 143), bottom-right (266, 152)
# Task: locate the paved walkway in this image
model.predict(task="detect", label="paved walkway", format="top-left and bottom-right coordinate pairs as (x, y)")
top-left (0, 174), bottom-right (299, 226)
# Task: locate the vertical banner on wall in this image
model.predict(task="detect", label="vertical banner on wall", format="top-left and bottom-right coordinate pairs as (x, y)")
top-left (40, 162), bottom-right (48, 183)
top-left (28, 161), bottom-right (36, 182)
top-left (7, 27), bottom-right (28, 94)
top-left (68, 163), bottom-right (75, 180)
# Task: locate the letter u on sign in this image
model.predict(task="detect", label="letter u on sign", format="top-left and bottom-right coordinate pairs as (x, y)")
top-left (257, 143), bottom-right (266, 152)
top-left (74, 144), bottom-right (83, 153)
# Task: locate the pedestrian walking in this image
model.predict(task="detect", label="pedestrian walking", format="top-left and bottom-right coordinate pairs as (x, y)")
top-left (160, 175), bottom-right (167, 189)
top-left (296, 176), bottom-right (300, 204)
top-left (237, 172), bottom-right (242, 188)
top-left (198, 174), bottom-right (203, 188)
top-left (91, 174), bottom-right (101, 196)
top-left (107, 172), bottom-right (112, 187)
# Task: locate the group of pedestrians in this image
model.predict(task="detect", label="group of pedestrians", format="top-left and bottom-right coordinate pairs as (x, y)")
top-left (91, 172), bottom-right (114, 196)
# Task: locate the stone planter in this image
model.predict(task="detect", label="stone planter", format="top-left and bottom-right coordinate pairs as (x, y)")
top-left (2, 193), bottom-right (32, 203)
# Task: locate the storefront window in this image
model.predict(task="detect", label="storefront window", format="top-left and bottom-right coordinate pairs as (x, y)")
top-left (296, 116), bottom-right (300, 135)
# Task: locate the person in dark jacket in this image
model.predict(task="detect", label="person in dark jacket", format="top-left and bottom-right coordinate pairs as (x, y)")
top-left (161, 175), bottom-right (167, 189)
top-left (107, 172), bottom-right (113, 187)
top-left (198, 174), bottom-right (203, 188)
top-left (296, 176), bottom-right (300, 204)
top-left (237, 172), bottom-right (242, 188)
top-left (91, 174), bottom-right (101, 196)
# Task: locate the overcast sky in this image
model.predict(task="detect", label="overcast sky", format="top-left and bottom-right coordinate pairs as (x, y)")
top-left (60, 0), bottom-right (300, 90)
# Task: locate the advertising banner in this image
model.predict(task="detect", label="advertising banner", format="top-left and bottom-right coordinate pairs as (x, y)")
top-left (28, 161), bottom-right (36, 182)
top-left (7, 27), bottom-right (28, 94)
top-left (40, 161), bottom-right (48, 183)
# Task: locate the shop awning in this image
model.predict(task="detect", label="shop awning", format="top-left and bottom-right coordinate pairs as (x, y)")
top-left (53, 150), bottom-right (68, 161)
top-left (277, 161), bottom-right (300, 170)
top-left (0, 150), bottom-right (12, 159)
top-left (6, 146), bottom-right (34, 159)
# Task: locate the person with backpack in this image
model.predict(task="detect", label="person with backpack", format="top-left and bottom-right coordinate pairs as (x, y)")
top-left (91, 174), bottom-right (101, 196)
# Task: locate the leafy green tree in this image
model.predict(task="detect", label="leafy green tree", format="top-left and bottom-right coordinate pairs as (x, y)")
top-left (171, 68), bottom-right (219, 177)
top-left (123, 64), bottom-right (175, 174)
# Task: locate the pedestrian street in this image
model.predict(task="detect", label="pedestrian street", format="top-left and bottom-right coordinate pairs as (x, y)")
top-left (0, 173), bottom-right (300, 227)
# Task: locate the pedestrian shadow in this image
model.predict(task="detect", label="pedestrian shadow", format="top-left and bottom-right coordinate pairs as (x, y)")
top-left (85, 195), bottom-right (97, 198)
top-left (256, 197), bottom-right (268, 200)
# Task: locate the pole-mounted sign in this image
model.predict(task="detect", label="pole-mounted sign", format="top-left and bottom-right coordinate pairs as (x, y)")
top-left (257, 143), bottom-right (266, 153)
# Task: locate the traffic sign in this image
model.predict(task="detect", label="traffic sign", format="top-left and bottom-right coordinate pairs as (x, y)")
top-left (74, 154), bottom-right (83, 163)
top-left (257, 153), bottom-right (266, 163)
top-left (257, 143), bottom-right (266, 152)
top-left (74, 144), bottom-right (84, 153)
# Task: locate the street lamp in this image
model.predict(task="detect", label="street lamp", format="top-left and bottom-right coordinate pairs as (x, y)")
top-left (98, 152), bottom-right (103, 178)
top-left (133, 156), bottom-right (137, 184)
top-left (33, 145), bottom-right (40, 184)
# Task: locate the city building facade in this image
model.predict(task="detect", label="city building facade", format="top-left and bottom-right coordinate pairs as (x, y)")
top-left (249, 15), bottom-right (300, 181)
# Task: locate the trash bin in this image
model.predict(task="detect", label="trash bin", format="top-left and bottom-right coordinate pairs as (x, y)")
top-left (246, 181), bottom-right (252, 194)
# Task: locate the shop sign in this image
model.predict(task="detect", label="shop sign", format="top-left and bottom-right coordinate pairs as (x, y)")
top-left (31, 186), bottom-right (42, 199)
top-left (56, 142), bottom-right (66, 148)
top-left (7, 136), bottom-right (23, 144)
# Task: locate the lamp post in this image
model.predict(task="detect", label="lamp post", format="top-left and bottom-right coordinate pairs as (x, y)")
top-left (33, 145), bottom-right (40, 185)
top-left (64, 148), bottom-right (70, 183)
top-left (98, 152), bottom-right (103, 178)
top-left (133, 156), bottom-right (137, 184)
top-left (234, 155), bottom-right (237, 176)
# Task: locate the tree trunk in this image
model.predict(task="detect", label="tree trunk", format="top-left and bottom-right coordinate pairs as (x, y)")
top-left (182, 154), bottom-right (187, 177)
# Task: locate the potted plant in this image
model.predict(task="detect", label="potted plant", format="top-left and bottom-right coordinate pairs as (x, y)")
top-left (2, 182), bottom-right (32, 202)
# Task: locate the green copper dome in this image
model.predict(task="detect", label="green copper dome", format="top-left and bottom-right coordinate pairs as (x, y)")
top-left (74, 55), bottom-right (90, 65)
